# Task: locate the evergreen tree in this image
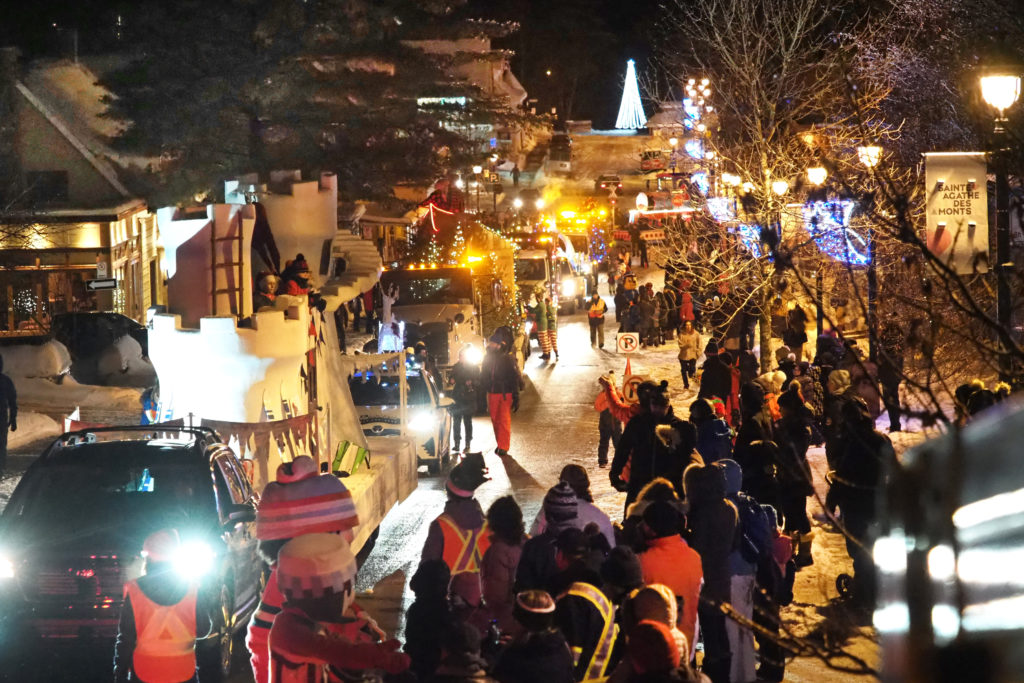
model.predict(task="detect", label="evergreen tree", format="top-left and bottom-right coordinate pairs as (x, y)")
top-left (100, 0), bottom-right (522, 204)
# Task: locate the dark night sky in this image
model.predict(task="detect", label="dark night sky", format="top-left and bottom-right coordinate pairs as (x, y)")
top-left (0, 0), bottom-right (664, 125)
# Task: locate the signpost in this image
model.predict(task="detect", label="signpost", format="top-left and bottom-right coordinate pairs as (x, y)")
top-left (616, 332), bottom-right (639, 354)
top-left (86, 278), bottom-right (118, 291)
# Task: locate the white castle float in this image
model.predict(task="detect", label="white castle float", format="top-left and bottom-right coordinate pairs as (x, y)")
top-left (148, 171), bottom-right (417, 552)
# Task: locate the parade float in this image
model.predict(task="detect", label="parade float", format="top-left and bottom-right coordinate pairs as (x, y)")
top-left (148, 171), bottom-right (418, 553)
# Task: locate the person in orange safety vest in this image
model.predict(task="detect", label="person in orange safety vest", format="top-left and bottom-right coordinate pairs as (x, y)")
top-left (420, 451), bottom-right (491, 609)
top-left (114, 529), bottom-right (212, 683)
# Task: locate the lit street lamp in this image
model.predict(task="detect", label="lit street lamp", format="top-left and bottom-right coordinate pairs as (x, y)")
top-left (980, 68), bottom-right (1021, 381)
top-left (858, 145), bottom-right (882, 361)
top-left (806, 166), bottom-right (828, 186)
top-left (472, 164), bottom-right (483, 213)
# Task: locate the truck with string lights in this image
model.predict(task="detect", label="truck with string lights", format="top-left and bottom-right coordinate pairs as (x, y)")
top-left (383, 225), bottom-right (527, 381)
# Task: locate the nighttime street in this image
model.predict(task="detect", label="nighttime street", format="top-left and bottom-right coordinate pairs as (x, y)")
top-left (2, 0), bottom-right (1024, 682)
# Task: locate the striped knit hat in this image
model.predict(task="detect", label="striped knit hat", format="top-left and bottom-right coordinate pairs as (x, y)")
top-left (277, 533), bottom-right (357, 606)
top-left (542, 481), bottom-right (578, 526)
top-left (255, 456), bottom-right (359, 541)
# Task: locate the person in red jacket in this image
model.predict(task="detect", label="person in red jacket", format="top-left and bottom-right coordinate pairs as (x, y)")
top-left (246, 456), bottom-right (362, 683)
top-left (114, 529), bottom-right (213, 683)
top-left (268, 533), bottom-right (409, 683)
top-left (481, 330), bottom-right (520, 457)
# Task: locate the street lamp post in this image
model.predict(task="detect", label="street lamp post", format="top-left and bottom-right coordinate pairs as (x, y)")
top-left (980, 70), bottom-right (1021, 382)
top-left (807, 166), bottom-right (828, 336)
top-left (858, 145), bottom-right (882, 361)
top-left (472, 164), bottom-right (483, 214)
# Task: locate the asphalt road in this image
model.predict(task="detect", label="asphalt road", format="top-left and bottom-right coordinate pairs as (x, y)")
top-left (0, 307), bottom-right (621, 683)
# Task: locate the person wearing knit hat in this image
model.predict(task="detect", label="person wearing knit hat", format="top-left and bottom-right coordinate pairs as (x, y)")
top-left (421, 452), bottom-right (491, 608)
top-left (514, 482), bottom-right (579, 592)
top-left (601, 545), bottom-right (645, 602)
top-left (530, 465), bottom-right (616, 549)
top-left (114, 529), bottom-right (214, 683)
top-left (492, 590), bottom-right (575, 683)
top-left (637, 500), bottom-right (703, 655)
top-left (268, 534), bottom-right (409, 680)
top-left (775, 382), bottom-right (816, 569)
top-left (246, 456), bottom-right (361, 683)
top-left (280, 252), bottom-right (314, 296)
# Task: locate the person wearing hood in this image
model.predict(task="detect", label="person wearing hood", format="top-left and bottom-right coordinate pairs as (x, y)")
top-left (481, 496), bottom-right (527, 635)
top-left (492, 590), bottom-right (575, 683)
top-left (732, 383), bottom-right (777, 505)
top-left (481, 331), bottom-right (521, 457)
top-left (516, 482), bottom-right (580, 592)
top-left (637, 501), bottom-right (703, 656)
top-left (610, 383), bottom-right (695, 514)
top-left (615, 583), bottom-right (691, 678)
top-left (715, 460), bottom-right (771, 683)
top-left (774, 384), bottom-right (815, 568)
top-left (688, 398), bottom-right (732, 465)
top-left (422, 453), bottom-right (492, 607)
top-left (0, 355), bottom-right (16, 474)
top-left (406, 560), bottom-right (457, 678)
top-left (698, 342), bottom-right (733, 408)
top-left (683, 464), bottom-right (738, 683)
top-left (594, 372), bottom-right (624, 468)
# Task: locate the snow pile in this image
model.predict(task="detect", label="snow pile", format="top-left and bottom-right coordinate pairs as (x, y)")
top-left (15, 375), bottom-right (143, 422)
top-left (0, 341), bottom-right (71, 380)
top-left (96, 335), bottom-right (157, 387)
top-left (8, 412), bottom-right (61, 451)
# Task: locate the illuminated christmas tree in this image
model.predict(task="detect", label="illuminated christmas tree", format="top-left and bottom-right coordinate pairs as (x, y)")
top-left (615, 59), bottom-right (647, 130)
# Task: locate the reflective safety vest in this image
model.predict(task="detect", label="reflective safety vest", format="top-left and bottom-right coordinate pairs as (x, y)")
top-left (437, 514), bottom-right (490, 575)
top-left (126, 579), bottom-right (198, 683)
top-left (563, 582), bottom-right (619, 681)
top-left (588, 300), bottom-right (607, 319)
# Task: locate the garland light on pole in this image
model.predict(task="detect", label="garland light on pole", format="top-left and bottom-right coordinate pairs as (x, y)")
top-left (615, 59), bottom-right (647, 130)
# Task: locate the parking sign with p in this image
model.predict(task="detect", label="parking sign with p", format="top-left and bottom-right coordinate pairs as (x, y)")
top-left (616, 332), bottom-right (640, 354)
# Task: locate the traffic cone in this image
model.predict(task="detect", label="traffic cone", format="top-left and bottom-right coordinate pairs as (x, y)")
top-left (622, 358), bottom-right (632, 394)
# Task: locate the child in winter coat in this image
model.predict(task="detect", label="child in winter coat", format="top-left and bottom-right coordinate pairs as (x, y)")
top-left (405, 559), bottom-right (457, 678)
top-left (594, 373), bottom-right (624, 468)
top-left (492, 590), bottom-right (575, 683)
top-left (268, 533), bottom-right (410, 682)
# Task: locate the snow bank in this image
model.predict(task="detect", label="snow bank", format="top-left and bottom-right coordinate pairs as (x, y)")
top-left (8, 412), bottom-right (61, 450)
top-left (15, 375), bottom-right (143, 419)
top-left (96, 335), bottom-right (157, 387)
top-left (0, 341), bottom-right (71, 380)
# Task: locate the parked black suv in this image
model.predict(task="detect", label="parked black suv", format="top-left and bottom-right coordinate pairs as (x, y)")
top-left (0, 426), bottom-right (263, 681)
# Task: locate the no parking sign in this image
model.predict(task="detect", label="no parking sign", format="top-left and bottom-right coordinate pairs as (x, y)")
top-left (622, 374), bottom-right (648, 404)
top-left (616, 332), bottom-right (640, 354)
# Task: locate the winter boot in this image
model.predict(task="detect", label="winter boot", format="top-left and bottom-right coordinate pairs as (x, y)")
top-left (453, 439), bottom-right (461, 454)
top-left (795, 531), bottom-right (815, 568)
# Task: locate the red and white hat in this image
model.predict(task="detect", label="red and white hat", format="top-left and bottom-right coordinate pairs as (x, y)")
top-left (277, 533), bottom-right (357, 603)
top-left (256, 456), bottom-right (359, 541)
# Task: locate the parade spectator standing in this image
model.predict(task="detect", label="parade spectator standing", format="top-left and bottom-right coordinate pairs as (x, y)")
top-left (481, 332), bottom-right (520, 457)
top-left (716, 460), bottom-right (772, 683)
top-left (833, 398), bottom-right (892, 609)
top-left (492, 591), bottom-right (575, 683)
top-left (406, 560), bottom-right (457, 678)
top-left (531, 465), bottom-right (616, 549)
top-left (450, 346), bottom-right (481, 453)
top-left (0, 355), bottom-right (16, 474)
top-left (878, 314), bottom-right (905, 432)
top-left (246, 456), bottom-right (360, 683)
top-left (421, 454), bottom-right (492, 607)
top-left (698, 342), bottom-right (732, 409)
top-left (610, 383), bottom-right (693, 514)
top-left (516, 482), bottom-right (580, 592)
top-left (114, 529), bottom-right (212, 683)
top-left (594, 373), bottom-right (624, 468)
top-left (676, 321), bottom-right (701, 390)
top-left (782, 304), bottom-right (809, 362)
top-left (637, 501), bottom-right (703, 656)
top-left (267, 534), bottom-right (409, 681)
top-left (683, 464), bottom-right (738, 683)
top-left (753, 507), bottom-right (794, 683)
top-left (588, 292), bottom-right (609, 348)
top-left (481, 496), bottom-right (527, 634)
top-left (775, 385), bottom-right (815, 568)
top-left (688, 398), bottom-right (733, 465)
top-left (732, 383), bottom-right (778, 505)
top-left (427, 622), bottom-right (498, 683)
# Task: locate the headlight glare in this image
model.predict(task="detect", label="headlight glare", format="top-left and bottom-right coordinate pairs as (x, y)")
top-left (173, 540), bottom-right (216, 579)
top-left (0, 555), bottom-right (15, 579)
top-left (464, 346), bottom-right (484, 365)
top-left (561, 279), bottom-right (576, 297)
top-left (409, 411), bottom-right (437, 434)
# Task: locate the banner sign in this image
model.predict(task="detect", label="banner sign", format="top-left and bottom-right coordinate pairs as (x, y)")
top-left (924, 152), bottom-right (989, 274)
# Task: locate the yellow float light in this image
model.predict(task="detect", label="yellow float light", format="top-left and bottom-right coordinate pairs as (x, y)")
top-left (560, 210), bottom-right (577, 219)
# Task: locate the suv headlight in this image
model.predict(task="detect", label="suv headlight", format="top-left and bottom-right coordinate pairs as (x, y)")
top-left (173, 540), bottom-right (216, 579)
top-left (409, 410), bottom-right (437, 434)
top-left (0, 555), bottom-right (15, 580)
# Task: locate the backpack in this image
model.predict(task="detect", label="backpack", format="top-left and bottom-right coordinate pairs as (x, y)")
top-left (734, 493), bottom-right (773, 565)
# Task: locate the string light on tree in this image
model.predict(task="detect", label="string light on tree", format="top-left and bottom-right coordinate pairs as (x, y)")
top-left (615, 59), bottom-right (647, 130)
